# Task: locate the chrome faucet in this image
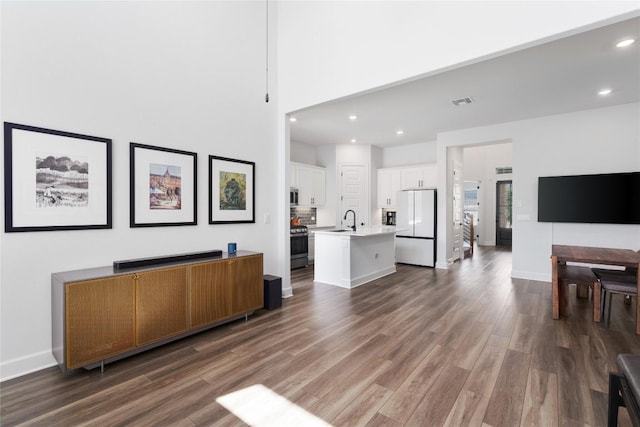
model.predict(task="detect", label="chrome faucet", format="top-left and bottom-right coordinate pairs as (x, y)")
top-left (344, 209), bottom-right (356, 231)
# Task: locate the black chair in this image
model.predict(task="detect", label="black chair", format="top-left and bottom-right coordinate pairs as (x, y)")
top-left (592, 267), bottom-right (638, 327)
top-left (608, 354), bottom-right (640, 427)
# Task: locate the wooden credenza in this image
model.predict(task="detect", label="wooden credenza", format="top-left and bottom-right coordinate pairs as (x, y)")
top-left (52, 251), bottom-right (263, 372)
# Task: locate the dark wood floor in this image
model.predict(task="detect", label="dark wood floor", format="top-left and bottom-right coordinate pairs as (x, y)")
top-left (2, 246), bottom-right (639, 426)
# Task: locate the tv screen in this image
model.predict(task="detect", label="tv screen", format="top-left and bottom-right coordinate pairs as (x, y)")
top-left (538, 172), bottom-right (640, 224)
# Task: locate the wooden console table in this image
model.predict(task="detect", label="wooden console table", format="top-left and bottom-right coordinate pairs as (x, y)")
top-left (52, 251), bottom-right (263, 372)
top-left (551, 245), bottom-right (640, 333)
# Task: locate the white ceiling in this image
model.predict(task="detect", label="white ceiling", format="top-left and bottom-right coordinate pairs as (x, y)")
top-left (289, 15), bottom-right (640, 148)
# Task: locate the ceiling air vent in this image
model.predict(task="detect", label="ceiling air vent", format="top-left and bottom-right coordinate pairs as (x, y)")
top-left (451, 97), bottom-right (473, 106)
top-left (496, 167), bottom-right (512, 174)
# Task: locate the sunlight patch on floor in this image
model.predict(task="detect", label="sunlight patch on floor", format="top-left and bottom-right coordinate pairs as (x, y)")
top-left (216, 384), bottom-right (333, 426)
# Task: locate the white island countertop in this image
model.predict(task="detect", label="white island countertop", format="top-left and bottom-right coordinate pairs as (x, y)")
top-left (313, 225), bottom-right (402, 237)
top-left (313, 226), bottom-right (402, 289)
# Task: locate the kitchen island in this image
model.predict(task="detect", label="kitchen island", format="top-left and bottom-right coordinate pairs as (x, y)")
top-left (313, 226), bottom-right (399, 289)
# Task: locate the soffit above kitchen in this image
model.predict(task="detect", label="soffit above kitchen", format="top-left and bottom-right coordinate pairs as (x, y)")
top-left (289, 15), bottom-right (639, 148)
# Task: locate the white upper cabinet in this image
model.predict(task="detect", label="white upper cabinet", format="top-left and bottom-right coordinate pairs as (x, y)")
top-left (377, 168), bottom-right (402, 208)
top-left (292, 162), bottom-right (326, 206)
top-left (400, 164), bottom-right (438, 189)
top-left (377, 164), bottom-right (438, 208)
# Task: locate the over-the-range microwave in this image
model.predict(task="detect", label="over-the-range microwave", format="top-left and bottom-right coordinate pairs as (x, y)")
top-left (290, 188), bottom-right (299, 206)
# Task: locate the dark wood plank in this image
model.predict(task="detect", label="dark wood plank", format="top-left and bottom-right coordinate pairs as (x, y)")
top-left (557, 346), bottom-right (596, 425)
top-left (483, 349), bottom-right (531, 427)
top-left (508, 313), bottom-right (537, 353)
top-left (442, 389), bottom-right (490, 426)
top-left (462, 334), bottom-right (509, 397)
top-left (404, 364), bottom-right (469, 425)
top-left (530, 323), bottom-right (557, 373)
top-left (331, 383), bottom-right (393, 426)
top-left (377, 344), bottom-right (453, 423)
top-left (520, 368), bottom-right (558, 427)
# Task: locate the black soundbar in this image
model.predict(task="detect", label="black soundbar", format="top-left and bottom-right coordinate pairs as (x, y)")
top-left (113, 249), bottom-right (223, 270)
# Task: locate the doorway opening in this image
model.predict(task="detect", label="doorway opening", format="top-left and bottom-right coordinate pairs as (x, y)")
top-left (495, 180), bottom-right (513, 247)
top-left (463, 181), bottom-right (480, 257)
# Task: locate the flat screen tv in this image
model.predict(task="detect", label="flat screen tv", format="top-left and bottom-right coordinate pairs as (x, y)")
top-left (538, 172), bottom-right (640, 224)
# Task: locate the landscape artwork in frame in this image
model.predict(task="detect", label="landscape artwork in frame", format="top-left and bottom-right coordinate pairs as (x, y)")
top-left (209, 155), bottom-right (255, 224)
top-left (3, 122), bottom-right (112, 232)
top-left (130, 143), bottom-right (197, 227)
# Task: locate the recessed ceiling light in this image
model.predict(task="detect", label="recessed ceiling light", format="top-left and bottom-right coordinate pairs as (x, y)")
top-left (349, 115), bottom-right (358, 121)
top-left (350, 138), bottom-right (357, 143)
top-left (289, 117), bottom-right (297, 122)
top-left (396, 130), bottom-right (404, 135)
top-left (616, 38), bottom-right (636, 48)
top-left (598, 88), bottom-right (612, 96)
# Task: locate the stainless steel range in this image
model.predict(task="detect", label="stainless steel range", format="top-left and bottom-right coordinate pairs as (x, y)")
top-left (290, 225), bottom-right (309, 270)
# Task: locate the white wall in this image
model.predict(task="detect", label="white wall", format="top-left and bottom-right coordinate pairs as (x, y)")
top-left (316, 145), bottom-right (337, 227)
top-left (371, 146), bottom-right (383, 225)
top-left (290, 140), bottom-right (318, 165)
top-left (439, 102), bottom-right (640, 280)
top-left (1, 1), bottom-right (281, 380)
top-left (382, 141), bottom-right (438, 168)
top-left (277, 1), bottom-right (639, 113)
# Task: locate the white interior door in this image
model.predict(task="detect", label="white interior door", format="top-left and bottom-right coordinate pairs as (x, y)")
top-left (340, 163), bottom-right (368, 228)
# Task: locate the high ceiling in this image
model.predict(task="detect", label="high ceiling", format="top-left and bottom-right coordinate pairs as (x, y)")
top-left (289, 15), bottom-right (640, 148)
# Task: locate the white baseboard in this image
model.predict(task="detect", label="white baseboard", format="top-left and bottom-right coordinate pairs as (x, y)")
top-left (1, 350), bottom-right (57, 382)
top-left (348, 266), bottom-right (396, 289)
top-left (435, 261), bottom-right (450, 269)
top-left (282, 285), bottom-right (294, 298)
top-left (511, 269), bottom-right (550, 282)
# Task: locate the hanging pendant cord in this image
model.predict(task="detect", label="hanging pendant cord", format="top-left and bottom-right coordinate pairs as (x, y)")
top-left (265, 0), bottom-right (269, 103)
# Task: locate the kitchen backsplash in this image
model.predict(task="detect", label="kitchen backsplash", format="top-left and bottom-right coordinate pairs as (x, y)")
top-left (291, 207), bottom-right (316, 226)
top-left (291, 208), bottom-right (396, 226)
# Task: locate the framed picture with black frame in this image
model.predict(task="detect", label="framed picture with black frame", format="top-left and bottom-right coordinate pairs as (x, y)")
top-left (4, 122), bottom-right (112, 232)
top-left (209, 155), bottom-right (255, 224)
top-left (130, 142), bottom-right (197, 227)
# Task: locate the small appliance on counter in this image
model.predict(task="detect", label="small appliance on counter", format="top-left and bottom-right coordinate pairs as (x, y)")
top-left (385, 211), bottom-right (396, 225)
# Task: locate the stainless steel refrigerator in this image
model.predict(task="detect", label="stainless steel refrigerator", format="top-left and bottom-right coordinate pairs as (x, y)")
top-left (396, 188), bottom-right (436, 267)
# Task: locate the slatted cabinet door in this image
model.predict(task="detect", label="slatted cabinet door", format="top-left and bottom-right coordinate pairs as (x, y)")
top-left (65, 275), bottom-right (136, 369)
top-left (135, 266), bottom-right (188, 346)
top-left (190, 260), bottom-right (231, 328)
top-left (230, 254), bottom-right (264, 316)
top-left (54, 251), bottom-right (263, 371)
